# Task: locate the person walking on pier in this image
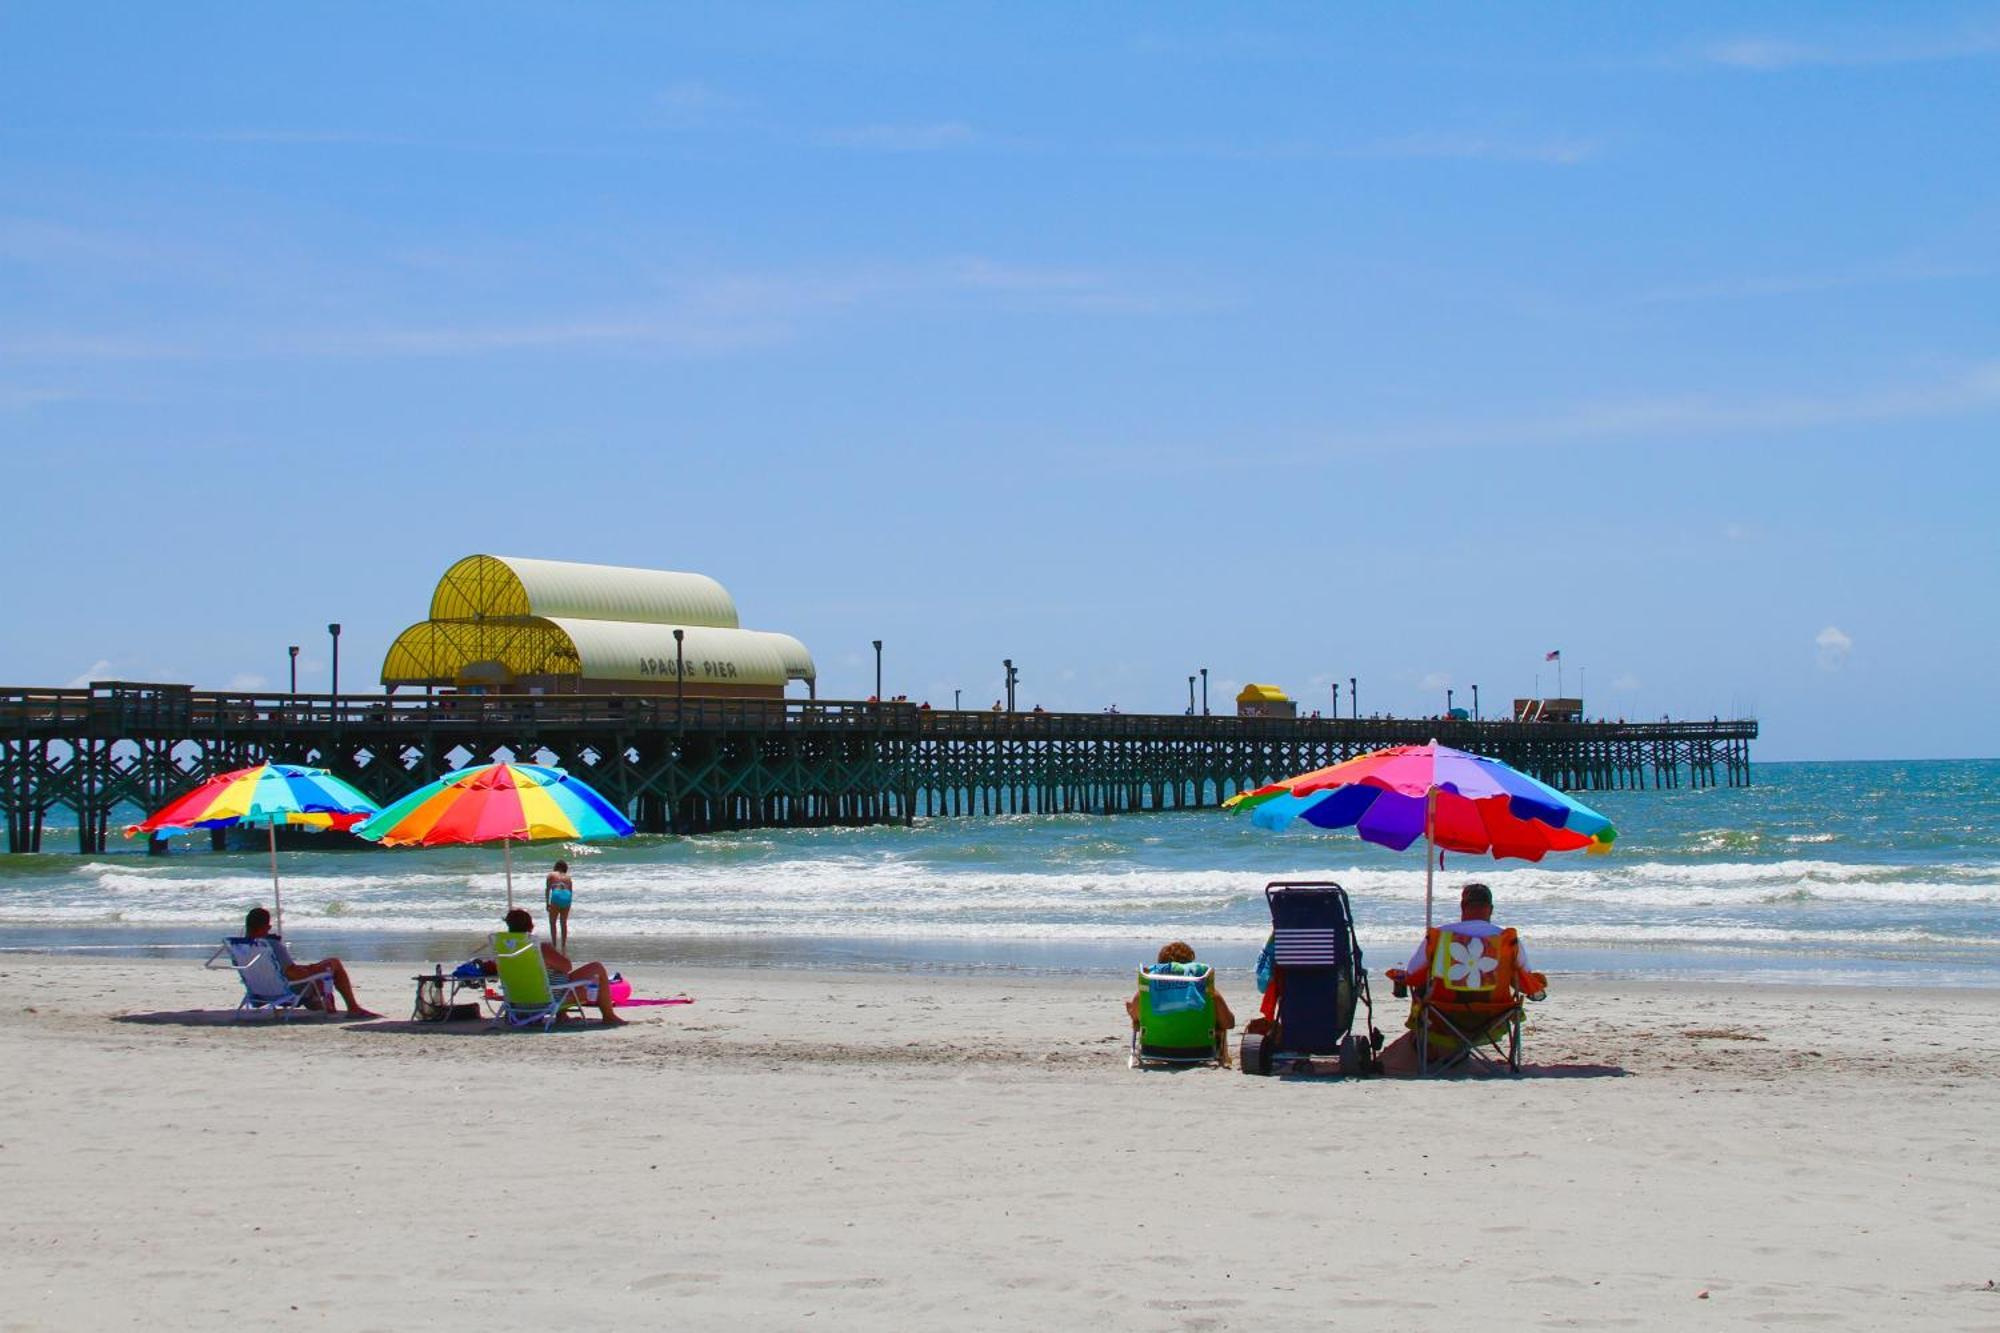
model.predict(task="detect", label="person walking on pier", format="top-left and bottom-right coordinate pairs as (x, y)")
top-left (545, 859), bottom-right (575, 951)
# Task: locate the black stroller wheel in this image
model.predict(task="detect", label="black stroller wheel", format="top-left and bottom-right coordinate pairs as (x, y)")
top-left (1240, 1031), bottom-right (1271, 1076)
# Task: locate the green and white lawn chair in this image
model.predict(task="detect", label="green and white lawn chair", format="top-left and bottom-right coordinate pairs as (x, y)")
top-left (205, 937), bottom-right (333, 1020)
top-left (491, 931), bottom-right (590, 1032)
top-left (1129, 962), bottom-right (1226, 1069)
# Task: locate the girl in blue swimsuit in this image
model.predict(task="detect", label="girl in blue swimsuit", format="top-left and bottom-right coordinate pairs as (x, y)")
top-left (544, 859), bottom-right (574, 951)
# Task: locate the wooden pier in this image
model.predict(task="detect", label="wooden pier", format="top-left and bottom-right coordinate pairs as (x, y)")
top-left (1, 682), bottom-right (1757, 853)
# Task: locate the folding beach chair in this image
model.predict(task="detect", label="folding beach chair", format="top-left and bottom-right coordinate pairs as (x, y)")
top-left (1409, 924), bottom-right (1535, 1076)
top-left (205, 937), bottom-right (333, 1020)
top-left (490, 931), bottom-right (590, 1032)
top-left (1129, 962), bottom-right (1226, 1069)
top-left (1240, 882), bottom-right (1379, 1076)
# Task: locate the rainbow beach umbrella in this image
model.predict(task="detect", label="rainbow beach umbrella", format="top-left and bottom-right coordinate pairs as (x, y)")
top-left (125, 762), bottom-right (381, 932)
top-left (352, 762), bottom-right (634, 906)
top-left (1224, 741), bottom-right (1615, 927)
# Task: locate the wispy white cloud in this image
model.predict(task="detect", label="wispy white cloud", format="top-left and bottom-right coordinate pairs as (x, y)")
top-left (0, 216), bottom-right (174, 264)
top-left (64, 659), bottom-right (114, 688)
top-left (1639, 255), bottom-right (1998, 304)
top-left (1072, 360), bottom-right (2000, 475)
top-left (1695, 25), bottom-right (2000, 70)
top-left (1506, 361), bottom-right (2000, 442)
top-left (1127, 131), bottom-right (1600, 166)
top-left (812, 121), bottom-right (981, 152)
top-left (1419, 670), bottom-right (1454, 691)
top-left (0, 333), bottom-right (200, 361)
top-left (1815, 626), bottom-right (1854, 671)
top-left (652, 80), bottom-right (746, 130)
top-left (0, 255), bottom-right (1186, 364)
top-left (1352, 132), bottom-right (1600, 166)
top-left (0, 385), bottom-right (79, 409)
top-left (226, 672), bottom-right (269, 690)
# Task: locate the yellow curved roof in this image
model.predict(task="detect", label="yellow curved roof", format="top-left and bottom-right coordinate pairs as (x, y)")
top-left (1236, 683), bottom-right (1291, 703)
top-left (428, 554), bottom-right (739, 628)
top-left (550, 619), bottom-right (813, 687)
top-left (381, 616), bottom-right (815, 688)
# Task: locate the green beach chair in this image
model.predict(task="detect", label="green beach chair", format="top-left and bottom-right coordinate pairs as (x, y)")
top-left (1129, 962), bottom-right (1225, 1069)
top-left (491, 931), bottom-right (589, 1032)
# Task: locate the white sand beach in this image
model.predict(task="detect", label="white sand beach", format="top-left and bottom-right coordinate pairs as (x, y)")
top-left (3, 955), bottom-right (1997, 1330)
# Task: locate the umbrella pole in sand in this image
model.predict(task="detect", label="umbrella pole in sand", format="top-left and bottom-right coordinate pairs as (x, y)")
top-left (503, 838), bottom-right (514, 909)
top-left (267, 820), bottom-right (284, 934)
top-left (1422, 786), bottom-right (1437, 931)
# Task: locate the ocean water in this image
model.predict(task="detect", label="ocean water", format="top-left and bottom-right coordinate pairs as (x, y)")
top-left (2, 760), bottom-right (1996, 984)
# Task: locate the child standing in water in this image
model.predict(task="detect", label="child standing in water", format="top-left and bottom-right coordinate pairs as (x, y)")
top-left (544, 859), bottom-right (574, 951)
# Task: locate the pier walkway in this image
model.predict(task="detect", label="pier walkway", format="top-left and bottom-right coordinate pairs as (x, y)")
top-left (2, 682), bottom-right (1757, 852)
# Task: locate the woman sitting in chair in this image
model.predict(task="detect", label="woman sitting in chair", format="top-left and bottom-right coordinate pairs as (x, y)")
top-left (499, 908), bottom-right (624, 1025)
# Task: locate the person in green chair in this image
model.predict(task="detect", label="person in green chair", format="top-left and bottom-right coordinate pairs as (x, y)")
top-left (1125, 940), bottom-right (1235, 1066)
top-left (498, 907), bottom-right (624, 1026)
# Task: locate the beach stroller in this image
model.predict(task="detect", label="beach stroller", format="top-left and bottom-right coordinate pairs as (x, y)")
top-left (490, 931), bottom-right (590, 1032)
top-left (205, 937), bottom-right (334, 1020)
top-left (1239, 882), bottom-right (1379, 1076)
top-left (1129, 962), bottom-right (1226, 1069)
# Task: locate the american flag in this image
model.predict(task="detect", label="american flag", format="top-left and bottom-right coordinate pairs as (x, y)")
top-left (1545, 649), bottom-right (1561, 661)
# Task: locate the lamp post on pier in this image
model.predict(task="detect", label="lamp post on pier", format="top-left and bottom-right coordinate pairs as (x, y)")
top-left (1188, 675), bottom-right (1196, 715)
top-left (1349, 676), bottom-right (1357, 720)
top-left (1472, 684), bottom-right (1480, 723)
top-left (1332, 682), bottom-right (1339, 718)
top-left (1200, 668), bottom-right (1208, 715)
top-left (327, 624), bottom-right (341, 706)
top-left (1447, 688), bottom-right (1455, 717)
top-left (673, 628), bottom-right (685, 723)
top-left (287, 645), bottom-right (298, 695)
top-left (954, 688), bottom-right (962, 711)
top-left (873, 640), bottom-right (882, 702)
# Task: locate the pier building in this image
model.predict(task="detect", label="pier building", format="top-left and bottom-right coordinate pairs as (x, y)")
top-left (379, 554), bottom-right (815, 699)
top-left (1235, 684), bottom-right (1297, 719)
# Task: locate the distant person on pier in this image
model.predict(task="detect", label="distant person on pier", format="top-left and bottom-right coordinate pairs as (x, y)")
top-left (545, 859), bottom-right (574, 951)
top-left (243, 907), bottom-right (377, 1017)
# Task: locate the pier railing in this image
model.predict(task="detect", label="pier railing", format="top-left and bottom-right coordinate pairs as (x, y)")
top-left (1, 682), bottom-right (1757, 851)
top-left (1, 683), bottom-right (1757, 742)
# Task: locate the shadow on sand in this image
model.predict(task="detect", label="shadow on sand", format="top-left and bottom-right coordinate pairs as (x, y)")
top-left (1263, 1060), bottom-right (1630, 1082)
top-left (113, 1008), bottom-right (375, 1029)
top-left (346, 1016), bottom-right (622, 1037)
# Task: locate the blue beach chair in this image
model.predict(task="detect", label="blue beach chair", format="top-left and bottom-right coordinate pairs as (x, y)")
top-left (205, 937), bottom-right (334, 1020)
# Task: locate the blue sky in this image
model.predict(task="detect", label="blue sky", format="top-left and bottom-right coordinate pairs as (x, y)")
top-left (2, 3), bottom-right (1996, 760)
